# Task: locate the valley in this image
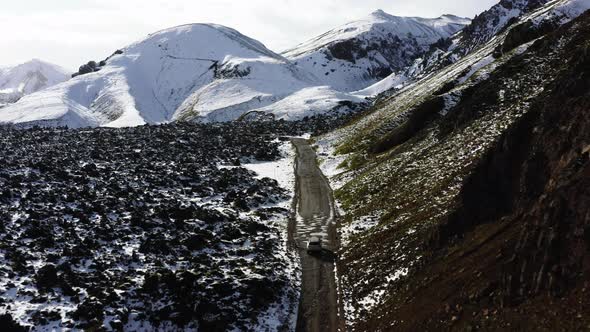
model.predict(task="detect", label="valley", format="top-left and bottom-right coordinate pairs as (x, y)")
top-left (1, 0), bottom-right (590, 331)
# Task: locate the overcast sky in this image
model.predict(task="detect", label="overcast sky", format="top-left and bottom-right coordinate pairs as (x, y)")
top-left (0, 0), bottom-right (498, 70)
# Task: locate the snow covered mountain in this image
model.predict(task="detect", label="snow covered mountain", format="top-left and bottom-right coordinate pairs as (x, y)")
top-left (0, 24), bottom-right (368, 128)
top-left (0, 11), bottom-right (471, 128)
top-left (283, 10), bottom-right (470, 92)
top-left (0, 59), bottom-right (70, 107)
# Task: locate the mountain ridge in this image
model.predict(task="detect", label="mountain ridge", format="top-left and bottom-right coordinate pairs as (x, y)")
top-left (0, 24), bottom-right (327, 128)
top-left (283, 11), bottom-right (470, 91)
top-left (0, 10), bottom-right (469, 128)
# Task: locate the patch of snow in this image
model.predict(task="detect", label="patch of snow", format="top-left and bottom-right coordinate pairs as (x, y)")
top-left (457, 55), bottom-right (495, 84)
top-left (245, 140), bottom-right (300, 331)
top-left (251, 86), bottom-right (365, 121)
top-left (219, 140), bottom-right (296, 199)
top-left (386, 268), bottom-right (410, 283)
top-left (340, 214), bottom-right (381, 247)
top-left (314, 133), bottom-right (351, 190)
top-left (353, 73), bottom-right (408, 97)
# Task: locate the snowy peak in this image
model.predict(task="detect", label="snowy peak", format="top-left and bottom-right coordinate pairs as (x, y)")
top-left (135, 23), bottom-right (286, 62)
top-left (370, 9), bottom-right (389, 18)
top-left (0, 59), bottom-right (70, 106)
top-left (285, 10), bottom-right (469, 56)
top-left (282, 10), bottom-right (470, 91)
top-left (369, 10), bottom-right (470, 28)
top-left (0, 59), bottom-right (70, 93)
top-left (0, 23), bottom-right (337, 128)
top-left (441, 14), bottom-right (468, 20)
top-left (417, 14), bottom-right (472, 33)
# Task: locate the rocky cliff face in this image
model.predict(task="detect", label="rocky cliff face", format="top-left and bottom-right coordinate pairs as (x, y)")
top-left (406, 0), bottom-right (552, 80)
top-left (458, 0), bottom-right (551, 53)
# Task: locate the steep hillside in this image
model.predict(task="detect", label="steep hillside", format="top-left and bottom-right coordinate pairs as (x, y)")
top-left (0, 24), bottom-right (364, 128)
top-left (283, 10), bottom-right (470, 92)
top-left (314, 0), bottom-right (590, 330)
top-left (0, 59), bottom-right (70, 107)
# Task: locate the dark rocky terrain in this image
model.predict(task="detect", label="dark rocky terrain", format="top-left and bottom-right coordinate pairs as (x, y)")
top-left (0, 113), bottom-right (356, 331)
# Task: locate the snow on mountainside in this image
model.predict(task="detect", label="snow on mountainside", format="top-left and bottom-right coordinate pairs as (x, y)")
top-left (454, 0), bottom-right (552, 54)
top-left (283, 10), bottom-right (470, 92)
top-left (402, 0), bottom-right (554, 81)
top-left (0, 24), bottom-right (355, 128)
top-left (0, 59), bottom-right (70, 107)
top-left (365, 0), bottom-right (590, 97)
top-left (0, 11), bottom-right (471, 129)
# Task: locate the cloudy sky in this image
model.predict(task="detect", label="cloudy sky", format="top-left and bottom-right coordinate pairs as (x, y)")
top-left (0, 0), bottom-right (498, 70)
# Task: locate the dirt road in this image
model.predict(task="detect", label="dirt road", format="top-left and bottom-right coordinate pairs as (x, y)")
top-left (290, 138), bottom-right (341, 332)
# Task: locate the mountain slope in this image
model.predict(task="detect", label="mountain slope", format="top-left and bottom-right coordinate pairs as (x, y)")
top-left (313, 0), bottom-right (590, 330)
top-left (0, 59), bottom-right (70, 107)
top-left (0, 24), bottom-right (364, 128)
top-left (358, 0), bottom-right (590, 105)
top-left (360, 0), bottom-right (556, 96)
top-left (283, 10), bottom-right (470, 92)
top-left (403, 0), bottom-right (562, 81)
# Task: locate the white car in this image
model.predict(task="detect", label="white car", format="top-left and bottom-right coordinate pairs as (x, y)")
top-left (307, 237), bottom-right (322, 254)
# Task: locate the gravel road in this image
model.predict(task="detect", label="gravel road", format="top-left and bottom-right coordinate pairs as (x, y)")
top-left (290, 138), bottom-right (342, 332)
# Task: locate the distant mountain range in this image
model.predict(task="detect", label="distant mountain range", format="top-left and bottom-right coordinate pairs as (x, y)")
top-left (0, 11), bottom-right (470, 128)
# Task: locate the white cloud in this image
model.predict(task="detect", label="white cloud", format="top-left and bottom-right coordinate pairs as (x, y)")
top-left (0, 0), bottom-right (498, 69)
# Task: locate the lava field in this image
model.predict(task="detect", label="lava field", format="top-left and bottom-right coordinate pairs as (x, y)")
top-left (0, 116), bottom-right (347, 331)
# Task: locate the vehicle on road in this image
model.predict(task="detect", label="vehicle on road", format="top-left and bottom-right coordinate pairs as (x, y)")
top-left (307, 236), bottom-right (322, 254)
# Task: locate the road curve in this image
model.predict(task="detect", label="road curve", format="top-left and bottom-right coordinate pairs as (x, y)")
top-left (290, 138), bottom-right (341, 332)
